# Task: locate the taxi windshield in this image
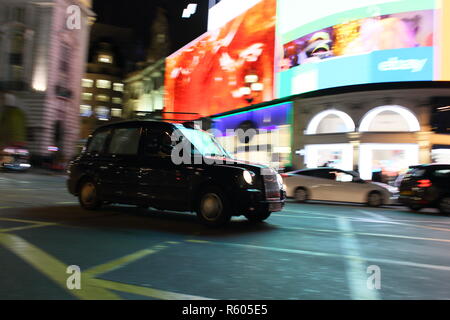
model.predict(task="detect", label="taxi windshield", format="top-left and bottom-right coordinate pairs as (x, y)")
top-left (178, 128), bottom-right (231, 158)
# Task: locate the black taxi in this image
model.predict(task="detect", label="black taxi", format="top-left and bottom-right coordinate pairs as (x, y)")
top-left (67, 120), bottom-right (285, 226)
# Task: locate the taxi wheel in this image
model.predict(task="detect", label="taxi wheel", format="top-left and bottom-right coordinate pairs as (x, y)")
top-left (197, 187), bottom-right (231, 227)
top-left (245, 210), bottom-right (271, 223)
top-left (438, 196), bottom-right (450, 215)
top-left (78, 179), bottom-right (102, 210)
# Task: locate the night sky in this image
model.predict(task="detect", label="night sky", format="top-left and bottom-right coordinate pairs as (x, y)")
top-left (92, 0), bottom-right (209, 54)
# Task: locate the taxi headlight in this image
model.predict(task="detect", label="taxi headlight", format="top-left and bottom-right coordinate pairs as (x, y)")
top-left (243, 170), bottom-right (254, 185)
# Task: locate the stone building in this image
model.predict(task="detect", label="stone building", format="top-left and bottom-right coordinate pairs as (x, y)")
top-left (0, 0), bottom-right (94, 163)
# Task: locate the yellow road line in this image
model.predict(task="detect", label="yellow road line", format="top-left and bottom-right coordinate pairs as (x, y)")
top-left (90, 278), bottom-right (213, 300)
top-left (0, 233), bottom-right (121, 300)
top-left (186, 240), bottom-right (211, 244)
top-left (84, 243), bottom-right (171, 277)
top-left (0, 223), bottom-right (58, 233)
top-left (0, 217), bottom-right (56, 226)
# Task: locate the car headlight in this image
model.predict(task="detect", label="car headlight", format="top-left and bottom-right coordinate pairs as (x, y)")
top-left (243, 170), bottom-right (254, 185)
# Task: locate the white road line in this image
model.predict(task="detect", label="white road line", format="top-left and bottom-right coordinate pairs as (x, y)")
top-left (277, 225), bottom-right (450, 244)
top-left (190, 241), bottom-right (450, 272)
top-left (282, 208), bottom-right (450, 227)
top-left (358, 210), bottom-right (392, 222)
top-left (337, 217), bottom-right (380, 300)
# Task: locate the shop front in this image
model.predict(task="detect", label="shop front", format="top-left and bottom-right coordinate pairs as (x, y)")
top-left (211, 102), bottom-right (293, 171)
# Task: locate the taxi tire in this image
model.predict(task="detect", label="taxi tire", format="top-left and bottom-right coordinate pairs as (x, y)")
top-left (78, 179), bottom-right (102, 211)
top-left (196, 186), bottom-right (231, 227)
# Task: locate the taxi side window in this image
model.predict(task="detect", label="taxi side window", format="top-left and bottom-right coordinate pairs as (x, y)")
top-left (144, 129), bottom-right (173, 157)
top-left (108, 127), bottom-right (142, 156)
top-left (87, 130), bottom-right (110, 154)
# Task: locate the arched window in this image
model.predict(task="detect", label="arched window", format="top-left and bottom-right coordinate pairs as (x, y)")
top-left (306, 110), bottom-right (355, 135)
top-left (359, 105), bottom-right (420, 132)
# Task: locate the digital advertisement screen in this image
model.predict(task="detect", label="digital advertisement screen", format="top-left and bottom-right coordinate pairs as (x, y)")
top-left (276, 0), bottom-right (439, 97)
top-left (164, 0), bottom-right (276, 121)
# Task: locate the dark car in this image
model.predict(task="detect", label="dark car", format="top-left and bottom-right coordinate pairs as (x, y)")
top-left (67, 120), bottom-right (285, 226)
top-left (399, 164), bottom-right (450, 214)
top-left (0, 146), bottom-right (31, 171)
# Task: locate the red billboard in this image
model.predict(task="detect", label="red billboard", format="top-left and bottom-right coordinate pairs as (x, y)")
top-left (164, 0), bottom-right (276, 121)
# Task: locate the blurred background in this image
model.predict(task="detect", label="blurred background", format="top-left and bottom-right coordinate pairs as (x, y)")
top-left (0, 0), bottom-right (449, 184)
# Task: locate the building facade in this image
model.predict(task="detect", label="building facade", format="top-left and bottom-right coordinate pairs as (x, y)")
top-left (0, 0), bottom-right (94, 163)
top-left (123, 7), bottom-right (169, 120)
top-left (123, 59), bottom-right (165, 119)
top-left (80, 40), bottom-right (125, 138)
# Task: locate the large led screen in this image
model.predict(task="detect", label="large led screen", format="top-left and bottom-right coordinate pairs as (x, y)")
top-left (164, 0), bottom-right (276, 121)
top-left (276, 0), bottom-right (439, 98)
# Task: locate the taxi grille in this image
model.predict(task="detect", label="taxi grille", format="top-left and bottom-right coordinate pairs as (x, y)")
top-left (263, 173), bottom-right (281, 200)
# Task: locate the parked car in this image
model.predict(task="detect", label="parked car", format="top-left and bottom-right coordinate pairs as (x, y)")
top-left (283, 168), bottom-right (398, 207)
top-left (67, 120), bottom-right (285, 226)
top-left (0, 146), bottom-right (31, 171)
top-left (399, 164), bottom-right (450, 214)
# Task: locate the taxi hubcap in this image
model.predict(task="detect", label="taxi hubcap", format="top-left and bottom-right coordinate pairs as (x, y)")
top-left (201, 193), bottom-right (223, 221)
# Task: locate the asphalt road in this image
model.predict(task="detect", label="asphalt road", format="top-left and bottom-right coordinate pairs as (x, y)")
top-left (1, 171), bottom-right (450, 300)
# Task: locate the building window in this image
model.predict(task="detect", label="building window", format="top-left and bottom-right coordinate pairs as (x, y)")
top-left (96, 106), bottom-right (110, 121)
top-left (98, 54), bottom-right (113, 64)
top-left (111, 108), bottom-right (122, 118)
top-left (96, 80), bottom-right (111, 89)
top-left (113, 83), bottom-right (124, 92)
top-left (60, 45), bottom-right (71, 74)
top-left (80, 105), bottom-right (92, 117)
top-left (82, 79), bottom-right (94, 88)
top-left (10, 33), bottom-right (24, 81)
top-left (112, 97), bottom-right (122, 105)
top-left (359, 106), bottom-right (420, 132)
top-left (96, 94), bottom-right (110, 102)
top-left (82, 93), bottom-right (93, 101)
top-left (13, 7), bottom-right (26, 23)
top-left (306, 110), bottom-right (355, 135)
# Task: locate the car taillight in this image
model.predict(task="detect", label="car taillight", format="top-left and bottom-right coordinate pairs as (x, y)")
top-left (281, 174), bottom-right (290, 178)
top-left (417, 179), bottom-right (432, 188)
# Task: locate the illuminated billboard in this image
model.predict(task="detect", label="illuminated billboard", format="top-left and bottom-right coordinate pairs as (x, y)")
top-left (276, 0), bottom-right (441, 97)
top-left (164, 0), bottom-right (276, 121)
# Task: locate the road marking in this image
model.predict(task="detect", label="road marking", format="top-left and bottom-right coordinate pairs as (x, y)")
top-left (358, 210), bottom-right (450, 232)
top-left (283, 209), bottom-right (450, 231)
top-left (187, 239), bottom-right (210, 244)
top-left (358, 210), bottom-right (392, 222)
top-left (273, 213), bottom-right (337, 221)
top-left (0, 223), bottom-right (58, 233)
top-left (0, 217), bottom-right (56, 226)
top-left (0, 233), bottom-right (121, 300)
top-left (90, 278), bottom-right (213, 300)
top-left (85, 243), bottom-right (172, 277)
top-left (186, 240), bottom-right (450, 272)
top-left (337, 217), bottom-right (380, 300)
top-left (277, 225), bottom-right (450, 244)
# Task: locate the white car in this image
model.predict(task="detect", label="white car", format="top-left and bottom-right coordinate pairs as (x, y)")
top-left (283, 168), bottom-right (399, 207)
